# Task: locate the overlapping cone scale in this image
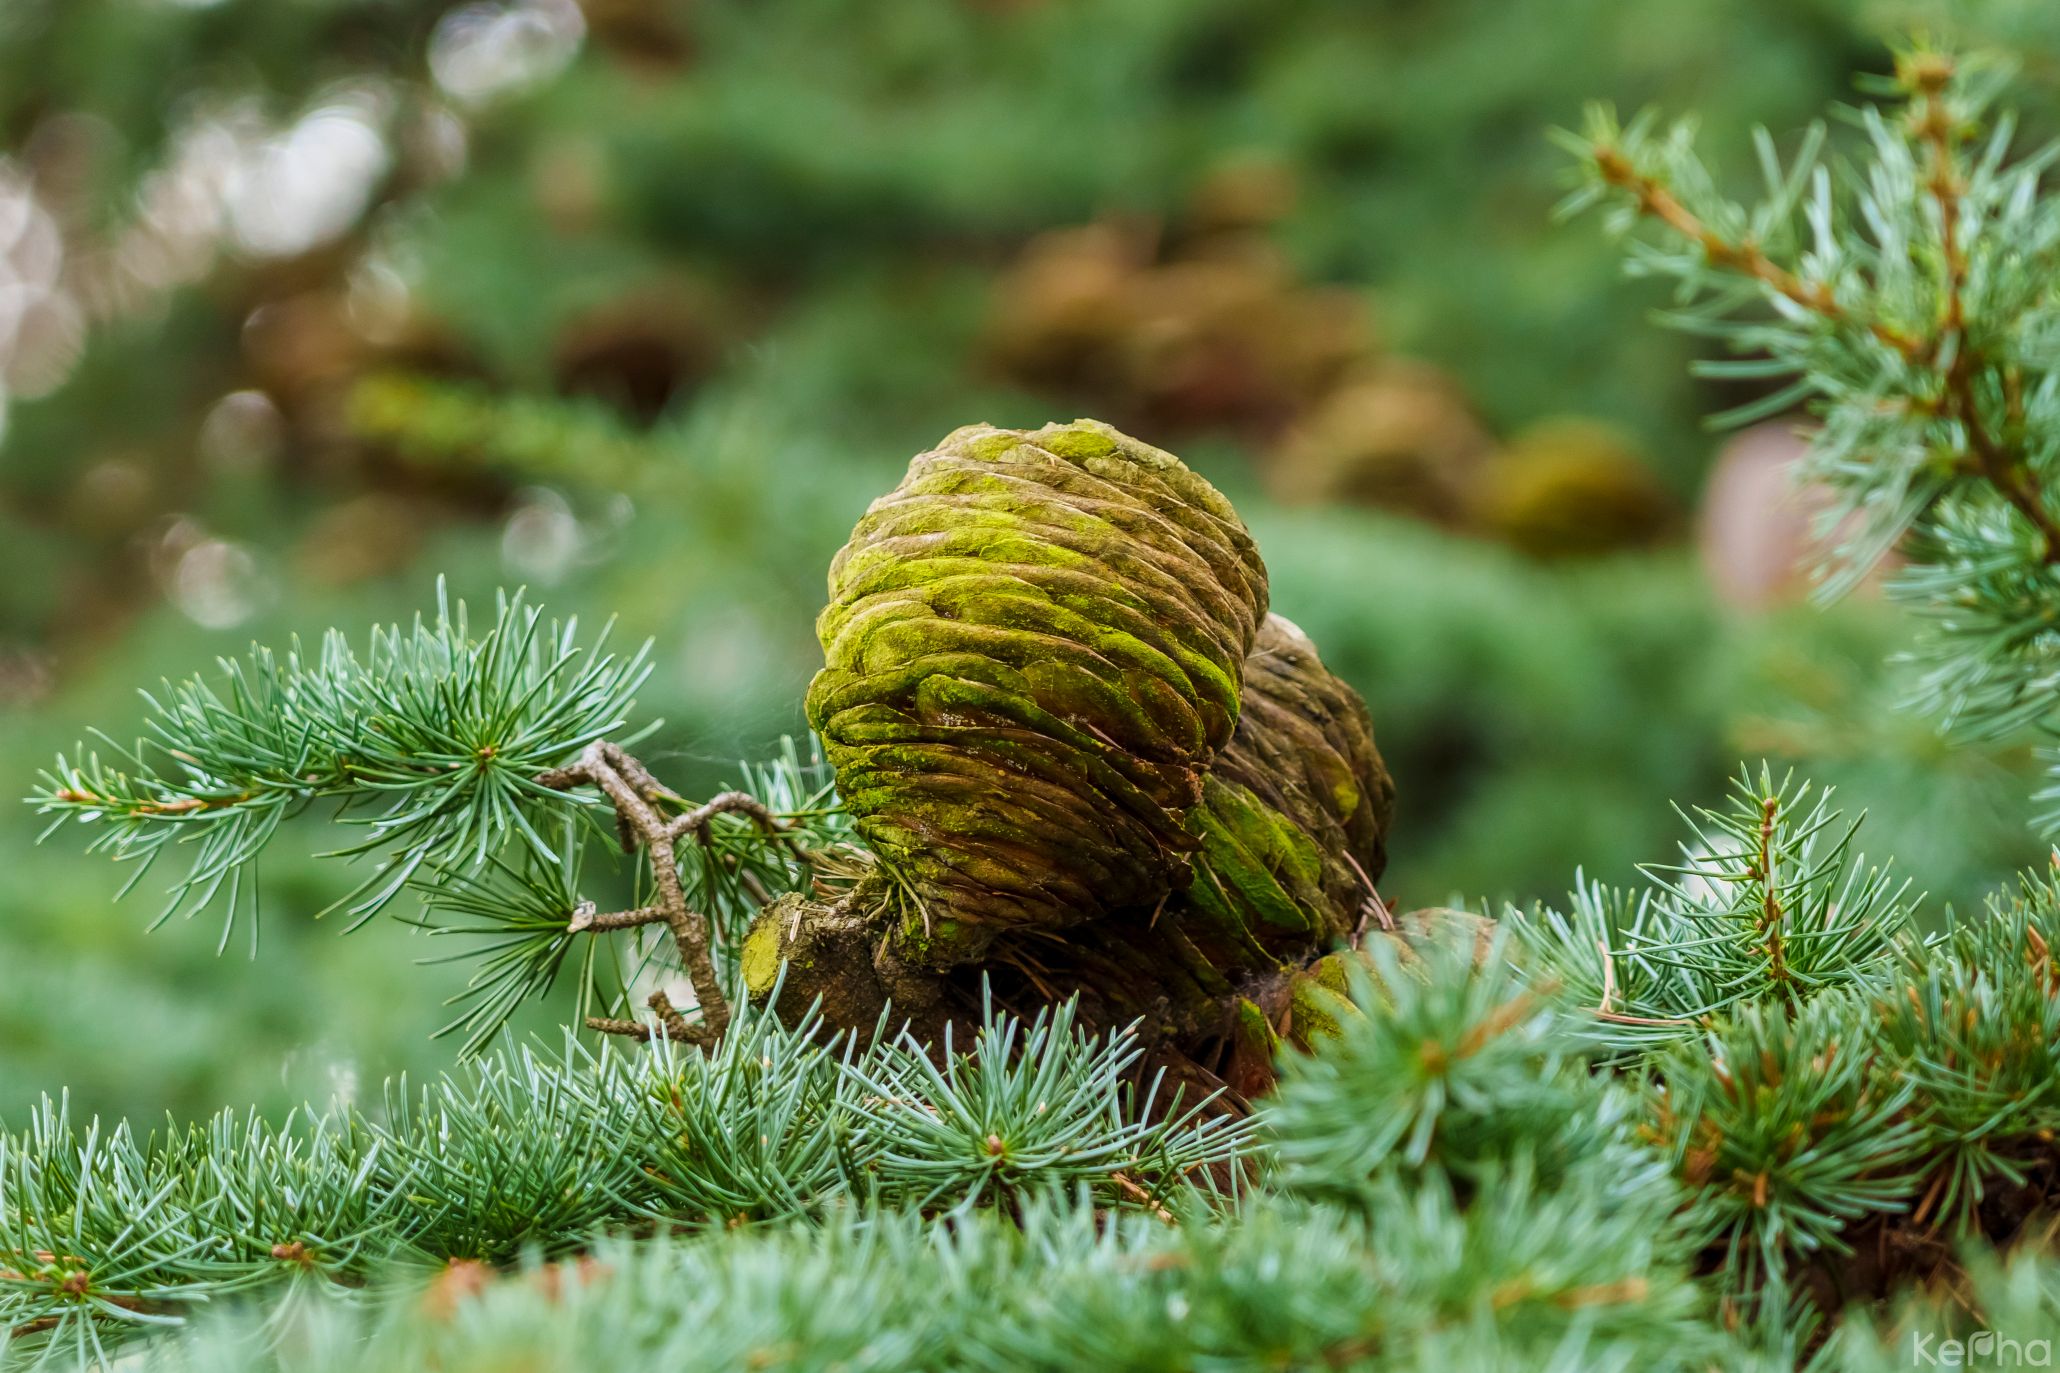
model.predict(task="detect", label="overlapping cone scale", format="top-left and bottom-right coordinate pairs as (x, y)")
top-left (1186, 613), bottom-right (1394, 955)
top-left (807, 420), bottom-right (1269, 959)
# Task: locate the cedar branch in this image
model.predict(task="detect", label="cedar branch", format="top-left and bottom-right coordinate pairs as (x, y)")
top-left (1912, 70), bottom-right (2060, 562)
top-left (539, 741), bottom-right (771, 1044)
top-left (1590, 145), bottom-right (1925, 359)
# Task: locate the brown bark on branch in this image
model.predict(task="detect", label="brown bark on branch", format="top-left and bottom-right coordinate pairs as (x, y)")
top-left (537, 741), bottom-right (738, 1044)
top-left (1589, 145), bottom-right (1926, 360)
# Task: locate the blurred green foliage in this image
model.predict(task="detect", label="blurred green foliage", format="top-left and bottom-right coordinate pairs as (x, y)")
top-left (1, 0), bottom-right (2054, 1122)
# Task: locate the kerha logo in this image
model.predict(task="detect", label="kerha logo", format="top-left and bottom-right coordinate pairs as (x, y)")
top-left (1912, 1331), bottom-right (2055, 1366)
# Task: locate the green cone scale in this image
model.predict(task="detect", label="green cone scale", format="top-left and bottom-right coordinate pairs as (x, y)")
top-left (808, 420), bottom-right (1268, 959)
top-left (1186, 613), bottom-right (1394, 955)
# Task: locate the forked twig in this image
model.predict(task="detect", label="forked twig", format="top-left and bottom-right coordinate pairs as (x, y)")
top-left (540, 741), bottom-right (779, 1043)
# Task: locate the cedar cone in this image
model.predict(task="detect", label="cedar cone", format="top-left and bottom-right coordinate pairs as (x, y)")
top-left (764, 419), bottom-right (1393, 1067)
top-left (807, 418), bottom-right (1267, 965)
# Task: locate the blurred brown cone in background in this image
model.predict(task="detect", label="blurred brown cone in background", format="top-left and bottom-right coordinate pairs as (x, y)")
top-left (985, 167), bottom-right (1684, 563)
top-left (1471, 416), bottom-right (1674, 560)
top-left (1261, 361), bottom-right (1494, 525)
top-left (984, 203), bottom-right (1369, 439)
top-left (552, 279), bottom-right (721, 426)
top-left (984, 220), bottom-right (1151, 396)
top-left (578, 0), bottom-right (696, 71)
top-left (1186, 153), bottom-right (1301, 238)
top-left (1121, 243), bottom-right (1367, 434)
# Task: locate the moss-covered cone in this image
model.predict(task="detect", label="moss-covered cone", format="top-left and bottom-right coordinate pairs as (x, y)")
top-left (980, 614), bottom-right (1391, 1071)
top-left (766, 424), bottom-right (1396, 1085)
top-left (1186, 613), bottom-right (1394, 955)
top-left (806, 419), bottom-right (1268, 964)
